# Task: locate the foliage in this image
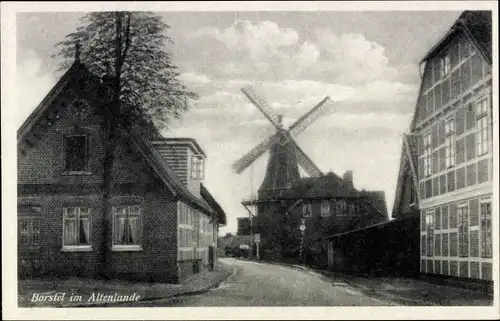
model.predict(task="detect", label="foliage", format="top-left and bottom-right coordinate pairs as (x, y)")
top-left (54, 11), bottom-right (198, 133)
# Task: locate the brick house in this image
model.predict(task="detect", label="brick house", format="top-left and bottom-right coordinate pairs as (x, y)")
top-left (249, 170), bottom-right (387, 266)
top-left (392, 11), bottom-right (493, 281)
top-left (17, 57), bottom-right (226, 283)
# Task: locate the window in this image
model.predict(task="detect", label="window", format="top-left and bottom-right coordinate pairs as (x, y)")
top-left (480, 201), bottom-right (492, 258)
top-left (191, 155), bottom-right (205, 180)
top-left (64, 135), bottom-right (88, 172)
top-left (458, 204), bottom-right (469, 257)
top-left (461, 42), bottom-right (475, 60)
top-left (320, 201), bottom-right (330, 217)
top-left (426, 210), bottom-right (434, 257)
top-left (113, 206), bottom-right (141, 248)
top-left (178, 204), bottom-right (195, 261)
top-left (301, 202), bottom-right (312, 217)
top-left (440, 54), bottom-right (451, 78)
top-left (423, 132), bottom-right (432, 177)
top-left (19, 219), bottom-right (40, 246)
top-left (63, 207), bottom-right (91, 248)
top-left (445, 118), bottom-right (456, 168)
top-left (476, 98), bottom-right (489, 156)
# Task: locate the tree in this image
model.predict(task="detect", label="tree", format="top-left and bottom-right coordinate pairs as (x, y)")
top-left (54, 12), bottom-right (197, 277)
top-left (54, 11), bottom-right (197, 134)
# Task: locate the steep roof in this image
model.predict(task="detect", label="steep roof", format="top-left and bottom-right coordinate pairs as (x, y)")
top-left (302, 172), bottom-right (361, 199)
top-left (421, 10), bottom-right (492, 64)
top-left (392, 135), bottom-right (419, 219)
top-left (200, 183), bottom-right (227, 225)
top-left (360, 190), bottom-right (388, 218)
top-left (283, 172), bottom-right (387, 217)
top-left (17, 60), bottom-right (99, 142)
top-left (18, 59), bottom-right (217, 218)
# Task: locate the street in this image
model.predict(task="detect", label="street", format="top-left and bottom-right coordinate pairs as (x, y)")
top-left (138, 258), bottom-right (397, 306)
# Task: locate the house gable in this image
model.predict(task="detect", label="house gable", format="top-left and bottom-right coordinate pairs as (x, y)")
top-left (415, 20), bottom-right (491, 127)
top-left (17, 62), bottom-right (107, 187)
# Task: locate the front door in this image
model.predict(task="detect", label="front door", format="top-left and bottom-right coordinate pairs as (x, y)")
top-left (18, 206), bottom-right (42, 278)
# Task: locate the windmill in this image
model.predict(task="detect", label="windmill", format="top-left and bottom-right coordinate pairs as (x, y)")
top-left (232, 86), bottom-right (335, 261)
top-left (233, 85), bottom-right (334, 210)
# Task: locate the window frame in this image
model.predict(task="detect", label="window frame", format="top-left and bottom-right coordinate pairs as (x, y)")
top-left (445, 117), bottom-right (456, 168)
top-left (480, 200), bottom-right (492, 258)
top-left (475, 97), bottom-right (489, 157)
top-left (320, 200), bottom-right (331, 217)
top-left (63, 134), bottom-right (89, 173)
top-left (440, 53), bottom-right (451, 78)
top-left (111, 205), bottom-right (143, 251)
top-left (426, 210), bottom-right (434, 257)
top-left (423, 132), bottom-right (432, 177)
top-left (191, 155), bottom-right (205, 180)
top-left (178, 203), bottom-right (194, 261)
top-left (301, 202), bottom-right (313, 218)
top-left (19, 218), bottom-right (41, 247)
top-left (458, 203), bottom-right (469, 258)
top-left (62, 207), bottom-right (92, 252)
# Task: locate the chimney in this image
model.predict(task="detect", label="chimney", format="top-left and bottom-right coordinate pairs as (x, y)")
top-left (343, 170), bottom-right (353, 188)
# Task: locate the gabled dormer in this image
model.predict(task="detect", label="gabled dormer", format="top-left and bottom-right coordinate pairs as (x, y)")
top-left (152, 138), bottom-right (207, 196)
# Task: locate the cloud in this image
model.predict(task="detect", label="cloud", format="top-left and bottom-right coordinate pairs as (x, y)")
top-left (16, 50), bottom-right (59, 127)
top-left (193, 20), bottom-right (300, 59)
top-left (187, 21), bottom-right (418, 88)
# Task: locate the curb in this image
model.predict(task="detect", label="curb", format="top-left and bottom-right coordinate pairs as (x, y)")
top-left (67, 265), bottom-right (237, 307)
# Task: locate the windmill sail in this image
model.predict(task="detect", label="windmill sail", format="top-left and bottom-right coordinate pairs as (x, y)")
top-left (289, 138), bottom-right (322, 177)
top-left (232, 133), bottom-right (280, 173)
top-left (288, 97), bottom-right (333, 137)
top-left (241, 86), bottom-right (280, 129)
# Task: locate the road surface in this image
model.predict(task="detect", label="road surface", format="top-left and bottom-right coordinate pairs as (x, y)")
top-left (140, 258), bottom-right (397, 306)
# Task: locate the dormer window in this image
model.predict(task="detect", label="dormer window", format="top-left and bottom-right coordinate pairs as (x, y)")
top-left (191, 155), bottom-right (204, 180)
top-left (440, 54), bottom-right (451, 78)
top-left (64, 134), bottom-right (88, 172)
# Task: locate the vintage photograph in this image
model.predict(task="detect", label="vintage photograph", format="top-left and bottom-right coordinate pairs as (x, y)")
top-left (2, 1), bottom-right (498, 319)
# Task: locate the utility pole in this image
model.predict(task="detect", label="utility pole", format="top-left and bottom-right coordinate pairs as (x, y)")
top-left (299, 218), bottom-right (306, 264)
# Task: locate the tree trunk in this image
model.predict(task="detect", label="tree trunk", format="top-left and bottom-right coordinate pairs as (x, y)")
top-left (99, 12), bottom-right (124, 278)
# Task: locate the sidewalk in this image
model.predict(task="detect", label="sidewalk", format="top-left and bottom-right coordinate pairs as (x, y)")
top-left (261, 260), bottom-right (493, 306)
top-left (18, 261), bottom-right (235, 307)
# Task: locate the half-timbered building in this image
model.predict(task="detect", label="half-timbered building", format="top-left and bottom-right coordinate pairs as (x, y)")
top-left (392, 10), bottom-right (493, 282)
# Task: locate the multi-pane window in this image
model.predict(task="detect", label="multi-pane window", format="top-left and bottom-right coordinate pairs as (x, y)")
top-left (64, 135), bottom-right (88, 172)
top-left (440, 54), bottom-right (451, 78)
top-left (458, 204), bottom-right (469, 257)
top-left (63, 207), bottom-right (91, 246)
top-left (301, 202), bottom-right (312, 217)
top-left (19, 219), bottom-right (40, 246)
top-left (426, 210), bottom-right (434, 256)
top-left (423, 132), bottom-right (432, 177)
top-left (445, 118), bottom-right (455, 168)
top-left (480, 201), bottom-right (492, 258)
top-left (191, 155), bottom-right (205, 180)
top-left (476, 98), bottom-right (489, 156)
top-left (113, 206), bottom-right (141, 246)
top-left (333, 199), bottom-right (348, 217)
top-left (179, 203), bottom-right (193, 248)
top-left (320, 201), bottom-right (331, 217)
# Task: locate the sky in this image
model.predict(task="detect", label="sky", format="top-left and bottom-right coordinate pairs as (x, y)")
top-left (16, 9), bottom-right (464, 235)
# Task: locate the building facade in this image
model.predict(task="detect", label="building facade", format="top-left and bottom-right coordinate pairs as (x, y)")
top-left (394, 11), bottom-right (493, 281)
top-left (251, 171), bottom-right (388, 265)
top-left (17, 58), bottom-right (226, 283)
